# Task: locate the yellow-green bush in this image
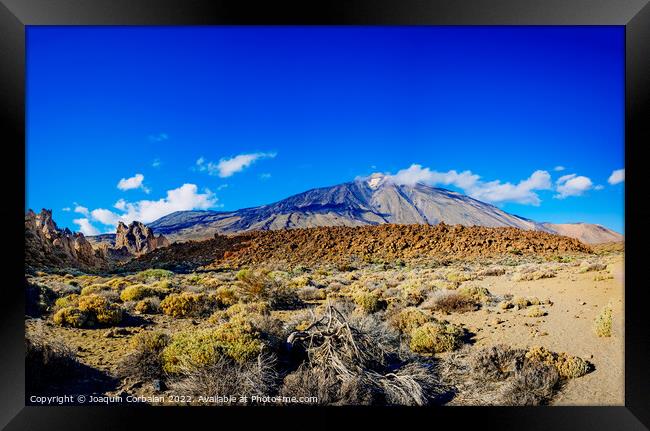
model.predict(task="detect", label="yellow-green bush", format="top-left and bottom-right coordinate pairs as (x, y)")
top-left (53, 307), bottom-right (88, 327)
top-left (594, 305), bottom-right (613, 337)
top-left (54, 294), bottom-right (80, 309)
top-left (120, 284), bottom-right (169, 302)
top-left (235, 268), bottom-right (299, 309)
top-left (389, 307), bottom-right (431, 334)
top-left (208, 301), bottom-right (270, 324)
top-left (446, 271), bottom-right (475, 283)
top-left (457, 285), bottom-right (491, 303)
top-left (162, 322), bottom-right (261, 373)
top-left (160, 292), bottom-right (216, 318)
top-left (134, 297), bottom-right (160, 314)
top-left (527, 306), bottom-right (546, 317)
top-left (409, 321), bottom-right (464, 354)
top-left (130, 330), bottom-right (169, 352)
top-left (105, 278), bottom-right (133, 290)
top-left (353, 291), bottom-right (386, 314)
top-left (513, 297), bottom-right (531, 309)
top-left (80, 283), bottom-right (111, 296)
top-left (289, 275), bottom-right (312, 288)
top-left (500, 300), bottom-right (514, 310)
top-left (136, 268), bottom-right (174, 280)
top-left (77, 294), bottom-right (123, 325)
top-left (210, 286), bottom-right (238, 308)
top-left (525, 346), bottom-right (590, 379)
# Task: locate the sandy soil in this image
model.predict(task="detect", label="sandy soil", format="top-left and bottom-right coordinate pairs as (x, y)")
top-left (441, 254), bottom-right (624, 405)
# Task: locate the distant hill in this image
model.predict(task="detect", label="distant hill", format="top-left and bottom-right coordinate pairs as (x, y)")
top-left (147, 174), bottom-right (622, 244)
top-left (541, 222), bottom-right (623, 245)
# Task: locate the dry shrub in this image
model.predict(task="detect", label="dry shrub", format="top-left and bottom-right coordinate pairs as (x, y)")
top-left (477, 267), bottom-right (506, 277)
top-left (297, 286), bottom-right (327, 301)
top-left (499, 360), bottom-right (560, 405)
top-left (421, 290), bottom-right (478, 313)
top-left (513, 269), bottom-right (556, 281)
top-left (283, 302), bottom-right (439, 405)
top-left (579, 262), bottom-right (607, 273)
top-left (118, 330), bottom-right (170, 380)
top-left (440, 345), bottom-right (561, 406)
top-left (171, 353), bottom-right (277, 403)
top-left (26, 323), bottom-right (81, 392)
top-left (409, 321), bottom-right (465, 354)
top-left (594, 304), bottom-right (613, 337)
top-left (236, 268), bottom-right (300, 309)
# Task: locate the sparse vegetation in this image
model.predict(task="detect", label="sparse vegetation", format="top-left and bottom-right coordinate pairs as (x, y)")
top-left (25, 230), bottom-right (621, 406)
top-left (594, 304), bottom-right (613, 337)
top-left (409, 321), bottom-right (465, 354)
top-left (353, 291), bottom-right (387, 314)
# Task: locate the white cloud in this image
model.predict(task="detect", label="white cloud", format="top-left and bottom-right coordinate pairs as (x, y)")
top-left (607, 168), bottom-right (624, 185)
top-left (117, 173), bottom-right (149, 193)
top-left (152, 158), bottom-right (161, 168)
top-left (73, 218), bottom-right (100, 236)
top-left (114, 199), bottom-right (127, 210)
top-left (148, 133), bottom-right (168, 143)
top-left (74, 205), bottom-right (90, 216)
top-left (259, 173), bottom-right (272, 180)
top-left (554, 166), bottom-right (566, 172)
top-left (386, 164), bottom-right (551, 206)
top-left (556, 173), bottom-right (576, 184)
top-left (89, 183), bottom-right (217, 226)
top-left (62, 207), bottom-right (71, 212)
top-left (196, 152), bottom-right (276, 178)
top-left (594, 185), bottom-right (605, 190)
top-left (554, 174), bottom-right (593, 199)
top-left (90, 208), bottom-right (121, 226)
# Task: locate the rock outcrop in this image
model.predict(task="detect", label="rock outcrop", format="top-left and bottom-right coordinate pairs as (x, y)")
top-left (114, 221), bottom-right (169, 255)
top-left (25, 209), bottom-right (107, 271)
top-left (25, 210), bottom-right (171, 271)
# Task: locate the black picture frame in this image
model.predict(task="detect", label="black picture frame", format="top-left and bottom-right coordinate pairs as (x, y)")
top-left (2, 1), bottom-right (649, 429)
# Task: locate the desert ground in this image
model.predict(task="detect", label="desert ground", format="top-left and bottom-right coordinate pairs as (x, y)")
top-left (25, 229), bottom-right (623, 406)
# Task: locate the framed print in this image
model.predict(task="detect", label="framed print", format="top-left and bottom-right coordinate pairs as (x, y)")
top-left (1, 0), bottom-right (649, 429)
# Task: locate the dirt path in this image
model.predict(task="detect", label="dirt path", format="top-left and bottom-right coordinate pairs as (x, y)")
top-left (441, 255), bottom-right (624, 405)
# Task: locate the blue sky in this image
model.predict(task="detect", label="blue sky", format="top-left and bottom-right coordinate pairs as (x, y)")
top-left (26, 26), bottom-right (624, 235)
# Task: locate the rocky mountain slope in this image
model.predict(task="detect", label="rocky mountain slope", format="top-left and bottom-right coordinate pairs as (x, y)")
top-left (149, 175), bottom-right (621, 244)
top-left (128, 223), bottom-right (592, 272)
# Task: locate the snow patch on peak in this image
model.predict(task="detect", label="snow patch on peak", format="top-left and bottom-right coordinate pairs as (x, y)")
top-left (366, 173), bottom-right (387, 190)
